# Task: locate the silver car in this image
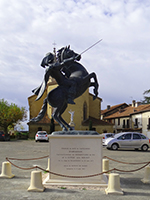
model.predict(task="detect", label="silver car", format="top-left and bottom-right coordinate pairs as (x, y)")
top-left (35, 131), bottom-right (49, 142)
top-left (105, 132), bottom-right (150, 151)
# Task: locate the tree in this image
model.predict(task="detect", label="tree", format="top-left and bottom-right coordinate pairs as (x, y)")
top-left (0, 99), bottom-right (27, 135)
top-left (142, 89), bottom-right (150, 104)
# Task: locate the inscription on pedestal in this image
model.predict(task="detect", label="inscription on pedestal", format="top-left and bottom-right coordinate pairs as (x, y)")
top-left (49, 135), bottom-right (102, 180)
top-left (57, 147), bottom-right (95, 171)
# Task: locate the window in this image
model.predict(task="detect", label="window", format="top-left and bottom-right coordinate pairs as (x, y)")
top-left (133, 133), bottom-right (141, 140)
top-left (118, 118), bottom-right (120, 125)
top-left (123, 120), bottom-right (125, 128)
top-left (124, 133), bottom-right (132, 140)
top-left (127, 119), bottom-right (129, 128)
top-left (147, 118), bottom-right (150, 129)
top-left (140, 134), bottom-right (146, 139)
top-left (83, 102), bottom-right (87, 121)
top-left (118, 133), bottom-right (131, 140)
top-left (135, 118), bottom-right (138, 125)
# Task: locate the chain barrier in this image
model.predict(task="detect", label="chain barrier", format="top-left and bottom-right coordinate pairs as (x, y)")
top-left (6, 155), bottom-right (49, 161)
top-left (103, 156), bottom-right (150, 165)
top-left (5, 156), bottom-right (150, 179)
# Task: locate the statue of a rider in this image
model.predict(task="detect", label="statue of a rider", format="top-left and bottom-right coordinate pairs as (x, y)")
top-left (32, 50), bottom-right (81, 104)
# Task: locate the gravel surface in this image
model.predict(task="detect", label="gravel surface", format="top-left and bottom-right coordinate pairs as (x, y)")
top-left (0, 140), bottom-right (150, 199)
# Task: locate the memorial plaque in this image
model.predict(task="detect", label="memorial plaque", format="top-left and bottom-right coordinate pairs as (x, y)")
top-left (44, 133), bottom-right (106, 185)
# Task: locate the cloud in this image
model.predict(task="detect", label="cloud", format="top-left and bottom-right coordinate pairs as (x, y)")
top-left (0, 0), bottom-right (150, 124)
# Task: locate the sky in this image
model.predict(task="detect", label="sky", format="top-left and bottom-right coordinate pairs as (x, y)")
top-left (1, 0), bottom-right (150, 129)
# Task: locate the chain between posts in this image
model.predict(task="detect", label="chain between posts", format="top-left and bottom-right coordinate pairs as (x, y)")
top-left (103, 156), bottom-right (150, 165)
top-left (5, 156), bottom-right (150, 179)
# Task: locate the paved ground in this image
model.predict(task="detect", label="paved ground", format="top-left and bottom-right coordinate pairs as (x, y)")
top-left (0, 140), bottom-right (150, 199)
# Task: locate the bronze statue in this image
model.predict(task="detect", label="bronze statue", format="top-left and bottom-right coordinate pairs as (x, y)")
top-left (31, 45), bottom-right (99, 131)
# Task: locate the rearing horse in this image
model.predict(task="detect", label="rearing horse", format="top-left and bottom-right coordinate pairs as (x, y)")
top-left (30, 46), bottom-right (99, 131)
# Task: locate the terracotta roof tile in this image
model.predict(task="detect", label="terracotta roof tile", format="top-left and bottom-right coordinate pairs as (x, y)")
top-left (104, 104), bottom-right (150, 119)
top-left (101, 103), bottom-right (128, 114)
top-left (82, 116), bottom-right (113, 126)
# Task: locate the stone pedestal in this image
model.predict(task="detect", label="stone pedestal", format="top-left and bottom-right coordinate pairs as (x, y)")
top-left (43, 131), bottom-right (107, 186)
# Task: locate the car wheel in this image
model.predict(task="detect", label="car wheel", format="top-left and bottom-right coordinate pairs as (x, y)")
top-left (141, 144), bottom-right (148, 151)
top-left (35, 140), bottom-right (37, 142)
top-left (111, 143), bottom-right (118, 150)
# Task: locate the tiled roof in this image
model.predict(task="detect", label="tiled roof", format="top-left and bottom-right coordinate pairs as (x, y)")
top-left (82, 116), bottom-right (113, 126)
top-left (101, 103), bottom-right (128, 114)
top-left (104, 104), bottom-right (150, 119)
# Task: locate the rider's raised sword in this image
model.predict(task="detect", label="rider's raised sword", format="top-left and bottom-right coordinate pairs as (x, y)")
top-left (80, 39), bottom-right (103, 55)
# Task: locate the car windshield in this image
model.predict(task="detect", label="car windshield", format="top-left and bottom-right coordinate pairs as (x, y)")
top-left (106, 134), bottom-right (113, 138)
top-left (38, 132), bottom-right (47, 135)
top-left (114, 133), bottom-right (124, 138)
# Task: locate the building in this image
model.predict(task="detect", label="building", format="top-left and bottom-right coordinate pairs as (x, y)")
top-left (28, 77), bottom-right (113, 138)
top-left (102, 100), bottom-right (150, 137)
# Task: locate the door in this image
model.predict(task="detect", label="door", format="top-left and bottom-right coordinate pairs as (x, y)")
top-left (118, 133), bottom-right (132, 148)
top-left (131, 133), bottom-right (142, 148)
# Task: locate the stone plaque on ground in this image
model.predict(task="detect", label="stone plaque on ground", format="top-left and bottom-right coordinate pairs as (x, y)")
top-left (43, 131), bottom-right (107, 186)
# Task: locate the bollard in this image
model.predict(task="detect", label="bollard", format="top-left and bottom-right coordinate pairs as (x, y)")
top-left (105, 173), bottom-right (124, 195)
top-left (141, 166), bottom-right (150, 183)
top-left (0, 161), bottom-right (15, 178)
top-left (103, 158), bottom-right (109, 173)
top-left (46, 158), bottom-right (50, 171)
top-left (28, 171), bottom-right (45, 192)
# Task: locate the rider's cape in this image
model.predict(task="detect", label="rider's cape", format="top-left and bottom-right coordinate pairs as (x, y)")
top-left (32, 69), bottom-right (49, 101)
top-left (32, 53), bottom-right (54, 101)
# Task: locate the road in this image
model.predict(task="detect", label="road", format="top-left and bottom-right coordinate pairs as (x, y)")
top-left (0, 140), bottom-right (150, 200)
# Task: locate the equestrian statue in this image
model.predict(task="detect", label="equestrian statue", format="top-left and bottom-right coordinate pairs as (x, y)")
top-left (30, 45), bottom-right (99, 131)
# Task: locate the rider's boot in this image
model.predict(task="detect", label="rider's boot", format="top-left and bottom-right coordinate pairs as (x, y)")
top-left (68, 98), bottom-right (75, 104)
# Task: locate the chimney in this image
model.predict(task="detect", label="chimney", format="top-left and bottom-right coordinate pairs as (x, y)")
top-left (135, 101), bottom-right (141, 107)
top-left (107, 105), bottom-right (111, 110)
top-left (132, 100), bottom-right (136, 107)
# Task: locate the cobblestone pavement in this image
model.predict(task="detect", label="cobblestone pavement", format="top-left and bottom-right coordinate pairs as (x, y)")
top-left (0, 140), bottom-right (150, 200)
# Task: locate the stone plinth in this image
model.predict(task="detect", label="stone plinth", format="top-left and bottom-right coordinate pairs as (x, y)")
top-left (43, 131), bottom-right (107, 186)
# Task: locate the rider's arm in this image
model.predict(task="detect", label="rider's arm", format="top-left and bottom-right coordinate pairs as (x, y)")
top-left (61, 56), bottom-right (76, 65)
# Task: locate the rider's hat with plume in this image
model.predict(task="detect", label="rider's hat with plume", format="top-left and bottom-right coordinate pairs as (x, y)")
top-left (41, 52), bottom-right (54, 68)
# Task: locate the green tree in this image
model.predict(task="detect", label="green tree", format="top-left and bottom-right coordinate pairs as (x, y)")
top-left (142, 89), bottom-right (150, 104)
top-left (0, 99), bottom-right (27, 135)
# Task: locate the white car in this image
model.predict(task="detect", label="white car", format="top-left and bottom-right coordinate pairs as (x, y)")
top-left (35, 131), bottom-right (49, 142)
top-left (102, 133), bottom-right (114, 146)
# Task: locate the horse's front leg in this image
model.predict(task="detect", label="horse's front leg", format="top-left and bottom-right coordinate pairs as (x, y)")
top-left (83, 72), bottom-right (99, 99)
top-left (52, 107), bottom-right (68, 131)
top-left (89, 82), bottom-right (99, 100)
top-left (58, 102), bottom-right (73, 131)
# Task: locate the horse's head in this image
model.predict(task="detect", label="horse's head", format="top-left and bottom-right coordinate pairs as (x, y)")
top-left (57, 46), bottom-right (81, 63)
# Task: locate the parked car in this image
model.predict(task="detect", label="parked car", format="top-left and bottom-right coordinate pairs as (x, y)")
top-left (102, 133), bottom-right (114, 146)
top-left (35, 131), bottom-right (49, 142)
top-left (104, 132), bottom-right (150, 151)
top-left (0, 131), bottom-right (5, 141)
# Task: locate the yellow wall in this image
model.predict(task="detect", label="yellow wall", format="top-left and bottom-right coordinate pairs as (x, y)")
top-left (28, 79), bottom-right (113, 135)
top-left (62, 89), bottom-right (89, 130)
top-left (89, 94), bottom-right (101, 119)
top-left (28, 91), bottom-right (47, 119)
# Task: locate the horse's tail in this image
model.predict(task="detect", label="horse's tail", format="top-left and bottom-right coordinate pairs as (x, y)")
top-left (30, 98), bottom-right (47, 122)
